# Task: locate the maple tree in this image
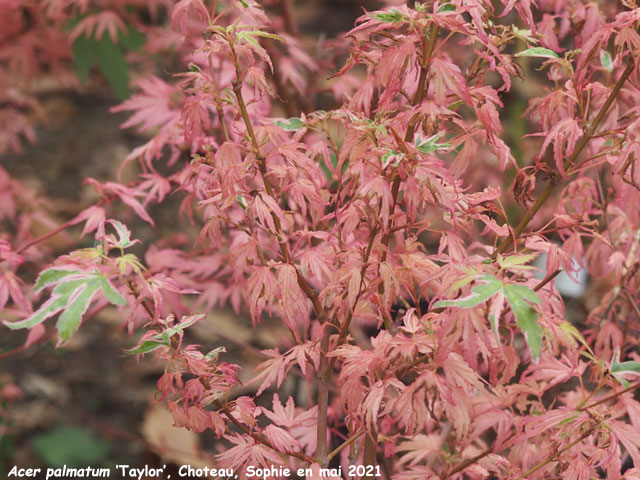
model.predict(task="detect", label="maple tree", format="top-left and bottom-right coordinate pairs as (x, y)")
top-left (3, 0), bottom-right (640, 478)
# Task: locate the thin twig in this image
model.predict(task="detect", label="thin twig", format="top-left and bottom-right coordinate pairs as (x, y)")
top-left (494, 56), bottom-right (635, 256)
top-left (216, 401), bottom-right (318, 464)
top-left (514, 422), bottom-right (602, 480)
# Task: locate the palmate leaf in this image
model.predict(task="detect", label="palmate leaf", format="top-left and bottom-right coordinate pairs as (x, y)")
top-left (610, 349), bottom-right (640, 387)
top-left (503, 284), bottom-right (542, 360)
top-left (4, 268), bottom-right (127, 344)
top-left (514, 47), bottom-right (559, 59)
top-left (275, 118), bottom-right (305, 131)
top-left (95, 34), bottom-right (130, 99)
top-left (373, 9), bottom-right (407, 23)
top-left (72, 34), bottom-right (95, 84)
top-left (126, 314), bottom-right (204, 354)
top-left (435, 273), bottom-right (544, 359)
top-left (434, 274), bottom-right (503, 309)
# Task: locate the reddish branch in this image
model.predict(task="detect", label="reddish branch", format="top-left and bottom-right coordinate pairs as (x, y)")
top-left (494, 56), bottom-right (635, 256)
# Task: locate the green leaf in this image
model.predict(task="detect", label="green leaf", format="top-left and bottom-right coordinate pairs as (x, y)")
top-left (56, 278), bottom-right (101, 343)
top-left (275, 118), bottom-right (305, 131)
top-left (416, 132), bottom-right (452, 154)
top-left (5, 272), bottom-right (128, 342)
top-left (109, 219), bottom-right (135, 248)
top-left (72, 34), bottom-right (96, 84)
top-left (115, 253), bottom-right (144, 275)
top-left (99, 277), bottom-right (127, 306)
top-left (503, 283), bottom-right (541, 304)
top-left (236, 194), bottom-right (248, 209)
top-left (434, 274), bottom-right (503, 309)
top-left (610, 353), bottom-right (640, 387)
top-left (503, 284), bottom-right (542, 360)
top-left (34, 269), bottom-right (80, 292)
top-left (243, 30), bottom-right (284, 42)
top-left (600, 50), bottom-right (613, 72)
top-left (118, 25), bottom-right (145, 51)
top-left (95, 35), bottom-right (130, 99)
top-left (382, 149), bottom-right (403, 168)
top-left (373, 9), bottom-right (407, 23)
top-left (126, 338), bottom-right (170, 355)
top-left (33, 426), bottom-right (110, 468)
top-left (560, 320), bottom-right (595, 357)
top-left (126, 314), bottom-right (204, 355)
top-left (497, 253), bottom-right (538, 271)
top-left (611, 360), bottom-right (640, 374)
top-left (437, 3), bottom-right (456, 12)
top-left (515, 47), bottom-right (559, 59)
top-left (205, 346), bottom-right (226, 360)
top-left (5, 292), bottom-right (70, 330)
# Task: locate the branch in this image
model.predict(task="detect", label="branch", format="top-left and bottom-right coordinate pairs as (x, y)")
top-left (578, 380), bottom-right (640, 412)
top-left (216, 402), bottom-right (318, 464)
top-left (514, 421), bottom-right (602, 480)
top-left (228, 40), bottom-right (324, 320)
top-left (16, 199), bottom-right (106, 254)
top-left (494, 56), bottom-right (635, 256)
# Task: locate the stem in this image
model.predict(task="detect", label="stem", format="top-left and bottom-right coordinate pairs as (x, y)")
top-left (229, 42), bottom-right (323, 319)
top-left (445, 447), bottom-right (493, 478)
top-left (494, 56), bottom-right (635, 256)
top-left (315, 326), bottom-right (331, 466)
top-left (126, 279), bottom-right (155, 320)
top-left (578, 380), bottom-right (640, 411)
top-left (514, 422), bottom-right (601, 480)
top-left (357, 24), bottom-right (442, 469)
top-left (208, 54), bottom-right (230, 142)
top-left (229, 37), bottom-right (333, 465)
top-left (16, 199), bottom-right (106, 254)
top-left (0, 330), bottom-right (56, 360)
top-left (327, 431), bottom-right (363, 462)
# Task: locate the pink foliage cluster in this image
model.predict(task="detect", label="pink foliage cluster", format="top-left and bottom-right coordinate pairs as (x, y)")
top-left (4, 0), bottom-right (640, 479)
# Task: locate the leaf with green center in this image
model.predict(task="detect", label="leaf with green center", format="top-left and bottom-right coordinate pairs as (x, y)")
top-left (611, 360), bottom-right (640, 374)
top-left (373, 10), bottom-right (407, 23)
top-left (205, 346), bottom-right (226, 360)
top-left (56, 278), bottom-right (102, 343)
top-left (115, 253), bottom-right (145, 275)
top-left (236, 194), bottom-right (248, 209)
top-left (237, 31), bottom-right (280, 70)
top-left (609, 350), bottom-right (639, 387)
top-left (434, 274), bottom-right (503, 309)
top-left (99, 277), bottom-right (127, 306)
top-left (415, 132), bottom-right (452, 154)
top-left (560, 321), bottom-right (598, 362)
top-left (275, 118), bottom-right (305, 131)
top-left (4, 270), bottom-right (129, 344)
top-left (107, 219), bottom-right (138, 249)
top-left (497, 253), bottom-right (538, 271)
top-left (382, 149), bottom-right (403, 168)
top-left (242, 30), bottom-right (284, 42)
top-left (126, 314), bottom-right (204, 355)
top-left (503, 284), bottom-right (542, 360)
top-left (34, 269), bottom-right (80, 292)
top-left (126, 336), bottom-right (171, 354)
top-left (600, 50), bottom-right (613, 72)
top-left (515, 47), bottom-right (559, 59)
top-left (437, 3), bottom-right (456, 12)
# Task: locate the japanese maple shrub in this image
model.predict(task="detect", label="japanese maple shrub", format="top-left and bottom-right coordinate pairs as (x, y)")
top-left (4, 0), bottom-right (640, 479)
